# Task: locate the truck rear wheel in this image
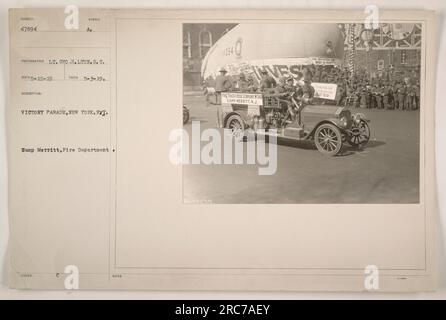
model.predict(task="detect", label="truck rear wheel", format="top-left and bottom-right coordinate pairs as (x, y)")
top-left (225, 114), bottom-right (245, 141)
top-left (347, 120), bottom-right (370, 147)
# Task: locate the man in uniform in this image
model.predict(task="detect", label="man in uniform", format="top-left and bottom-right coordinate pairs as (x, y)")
top-left (259, 69), bottom-right (277, 92)
top-left (359, 85), bottom-right (367, 109)
top-left (246, 75), bottom-right (258, 93)
top-left (397, 81), bottom-right (406, 111)
top-left (393, 81), bottom-right (400, 110)
top-left (383, 82), bottom-right (392, 110)
top-left (365, 84), bottom-right (372, 109)
top-left (320, 69), bottom-right (328, 83)
top-left (215, 67), bottom-right (232, 127)
top-left (235, 73), bottom-right (249, 92)
top-left (214, 67), bottom-right (232, 104)
top-left (415, 82), bottom-right (420, 110)
top-left (405, 83), bottom-right (416, 111)
top-left (297, 79), bottom-right (315, 107)
top-left (374, 84), bottom-right (383, 109)
top-left (302, 67), bottom-right (313, 82)
top-left (350, 84), bottom-right (360, 108)
top-left (274, 76), bottom-right (297, 120)
top-left (313, 66), bottom-right (322, 82)
top-left (335, 80), bottom-right (346, 106)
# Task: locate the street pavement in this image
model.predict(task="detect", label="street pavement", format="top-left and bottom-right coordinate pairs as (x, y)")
top-left (182, 94), bottom-right (420, 204)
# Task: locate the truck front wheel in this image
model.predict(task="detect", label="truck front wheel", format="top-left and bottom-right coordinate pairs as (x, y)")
top-left (314, 123), bottom-right (342, 156)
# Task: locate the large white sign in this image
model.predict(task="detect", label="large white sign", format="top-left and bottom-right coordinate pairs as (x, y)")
top-left (312, 82), bottom-right (338, 100)
top-left (221, 92), bottom-right (263, 105)
top-left (204, 58), bottom-right (341, 83)
top-left (201, 23), bottom-right (344, 80)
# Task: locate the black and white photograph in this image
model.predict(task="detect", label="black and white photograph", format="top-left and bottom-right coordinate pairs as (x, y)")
top-left (182, 22), bottom-right (422, 204)
top-left (2, 6), bottom-right (441, 296)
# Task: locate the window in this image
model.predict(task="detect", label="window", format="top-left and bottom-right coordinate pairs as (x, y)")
top-left (183, 31), bottom-right (191, 58)
top-left (377, 59), bottom-right (385, 71)
top-left (199, 29), bottom-right (212, 58)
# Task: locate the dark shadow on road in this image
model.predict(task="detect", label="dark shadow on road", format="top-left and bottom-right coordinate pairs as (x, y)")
top-left (259, 136), bottom-right (317, 150)
top-left (280, 139), bottom-right (317, 150)
top-left (365, 140), bottom-right (386, 149)
top-left (338, 140), bottom-right (386, 156)
top-left (337, 149), bottom-right (356, 157)
top-left (271, 137), bottom-right (386, 154)
top-left (211, 129), bottom-right (387, 156)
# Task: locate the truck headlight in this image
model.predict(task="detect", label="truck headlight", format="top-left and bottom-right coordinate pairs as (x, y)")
top-left (340, 116), bottom-right (348, 127)
top-left (353, 113), bottom-right (363, 124)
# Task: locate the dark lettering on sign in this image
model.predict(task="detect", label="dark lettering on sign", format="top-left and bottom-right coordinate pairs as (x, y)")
top-left (264, 65), bottom-right (279, 78)
top-left (290, 65), bottom-right (303, 77)
top-left (276, 64), bottom-right (289, 76)
top-left (252, 67), bottom-right (262, 80)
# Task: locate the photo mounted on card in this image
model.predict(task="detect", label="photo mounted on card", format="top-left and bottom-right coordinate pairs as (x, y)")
top-left (8, 8), bottom-right (437, 291)
top-left (182, 21), bottom-right (422, 204)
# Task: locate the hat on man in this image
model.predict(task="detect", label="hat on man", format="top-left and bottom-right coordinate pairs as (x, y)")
top-left (219, 67), bottom-right (228, 73)
top-left (260, 69), bottom-right (268, 75)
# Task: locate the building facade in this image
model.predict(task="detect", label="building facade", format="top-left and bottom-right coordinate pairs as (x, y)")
top-left (343, 23), bottom-right (422, 80)
top-left (183, 23), bottom-right (237, 90)
top-left (183, 23), bottom-right (422, 89)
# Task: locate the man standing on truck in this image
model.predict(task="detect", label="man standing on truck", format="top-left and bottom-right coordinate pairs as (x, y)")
top-left (246, 75), bottom-right (258, 93)
top-left (234, 73), bottom-right (249, 92)
top-left (259, 69), bottom-right (277, 92)
top-left (335, 80), bottom-right (346, 106)
top-left (215, 67), bottom-right (232, 104)
top-left (215, 67), bottom-right (232, 127)
top-left (299, 79), bottom-right (315, 101)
